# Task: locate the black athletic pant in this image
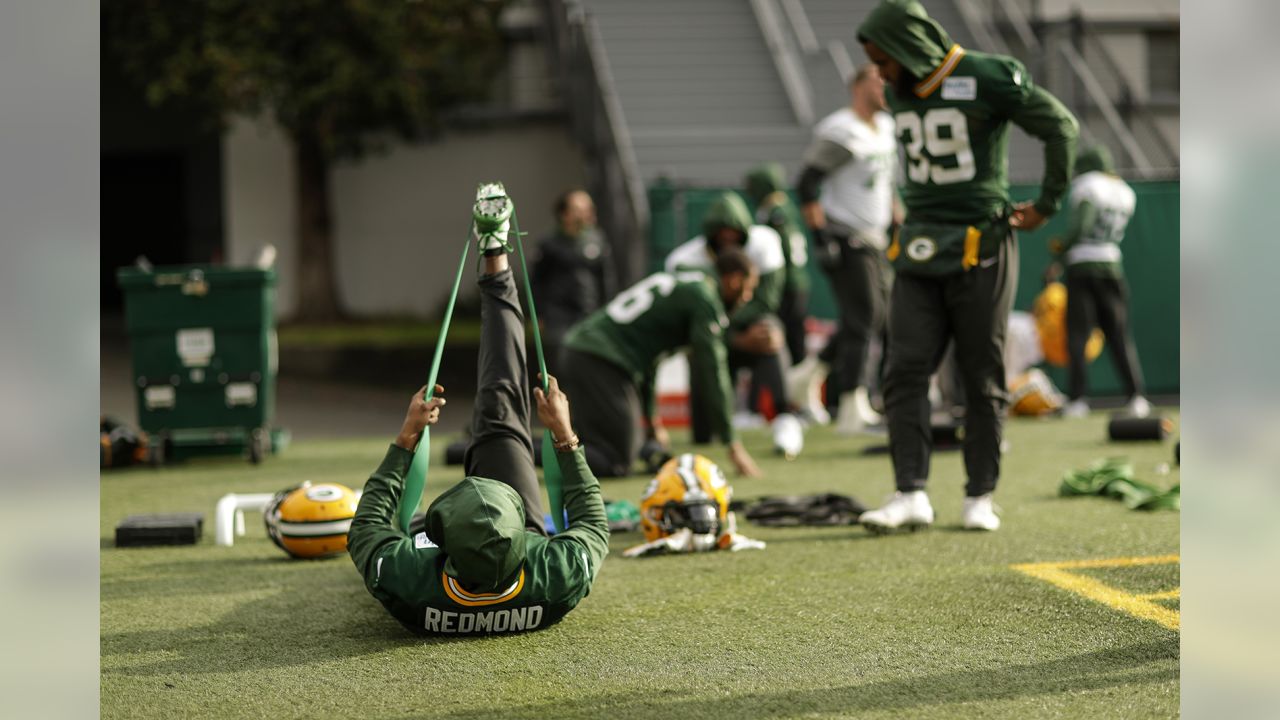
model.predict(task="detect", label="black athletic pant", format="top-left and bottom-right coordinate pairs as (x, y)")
top-left (1065, 271), bottom-right (1145, 401)
top-left (779, 285), bottom-right (809, 363)
top-left (463, 269), bottom-right (547, 536)
top-left (819, 242), bottom-right (889, 404)
top-left (689, 337), bottom-right (789, 443)
top-left (558, 348), bottom-right (642, 478)
top-left (884, 237), bottom-right (1017, 497)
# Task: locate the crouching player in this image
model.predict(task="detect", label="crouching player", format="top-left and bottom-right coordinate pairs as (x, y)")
top-left (347, 186), bottom-right (608, 636)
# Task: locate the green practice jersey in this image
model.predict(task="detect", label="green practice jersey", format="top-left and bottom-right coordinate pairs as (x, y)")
top-left (757, 198), bottom-right (811, 295)
top-left (347, 445), bottom-right (609, 636)
top-left (1052, 146), bottom-right (1133, 278)
top-left (564, 272), bottom-right (736, 442)
top-left (887, 49), bottom-right (1077, 225)
top-left (746, 163), bottom-right (810, 294)
top-left (860, 1), bottom-right (1078, 227)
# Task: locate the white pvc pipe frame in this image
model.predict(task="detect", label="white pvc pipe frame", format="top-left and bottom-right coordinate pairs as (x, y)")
top-left (214, 490), bottom-right (363, 547)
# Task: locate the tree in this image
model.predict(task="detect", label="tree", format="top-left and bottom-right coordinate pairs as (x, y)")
top-left (105, 0), bottom-right (509, 320)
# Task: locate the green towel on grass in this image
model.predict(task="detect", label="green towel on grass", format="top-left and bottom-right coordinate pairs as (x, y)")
top-left (1060, 458), bottom-right (1179, 511)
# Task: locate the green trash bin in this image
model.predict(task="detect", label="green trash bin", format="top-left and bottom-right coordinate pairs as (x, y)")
top-left (116, 264), bottom-right (285, 464)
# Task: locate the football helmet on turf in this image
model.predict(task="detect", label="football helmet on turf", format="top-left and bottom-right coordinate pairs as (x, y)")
top-left (640, 454), bottom-right (731, 550)
top-left (263, 482), bottom-right (359, 559)
top-left (1009, 368), bottom-right (1066, 416)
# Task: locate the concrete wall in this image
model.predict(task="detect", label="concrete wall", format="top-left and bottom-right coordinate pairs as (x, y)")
top-left (223, 119), bottom-right (587, 319)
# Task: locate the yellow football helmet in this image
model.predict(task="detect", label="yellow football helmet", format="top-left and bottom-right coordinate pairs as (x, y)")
top-left (264, 482), bottom-right (359, 559)
top-left (640, 454), bottom-right (731, 546)
top-left (1034, 282), bottom-right (1104, 367)
top-left (1009, 369), bottom-right (1065, 416)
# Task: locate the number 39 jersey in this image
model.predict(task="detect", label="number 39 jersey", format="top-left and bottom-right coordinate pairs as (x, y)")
top-left (888, 48), bottom-right (1078, 225)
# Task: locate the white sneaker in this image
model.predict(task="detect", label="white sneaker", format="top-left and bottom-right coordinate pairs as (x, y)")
top-left (853, 386), bottom-right (883, 426)
top-left (962, 494), bottom-right (1001, 531)
top-left (472, 182), bottom-right (514, 253)
top-left (834, 391), bottom-right (865, 435)
top-left (786, 356), bottom-right (830, 425)
top-left (861, 491), bottom-right (934, 533)
top-left (1061, 399), bottom-right (1089, 418)
top-left (771, 413), bottom-right (804, 459)
top-left (1126, 395), bottom-right (1152, 418)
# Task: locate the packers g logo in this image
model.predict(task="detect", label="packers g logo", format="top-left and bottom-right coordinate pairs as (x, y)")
top-left (305, 484), bottom-right (347, 502)
top-left (906, 237), bottom-right (938, 262)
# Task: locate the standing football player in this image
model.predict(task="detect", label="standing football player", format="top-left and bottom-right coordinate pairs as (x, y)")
top-left (347, 185), bottom-right (609, 636)
top-left (1048, 145), bottom-right (1150, 419)
top-left (791, 62), bottom-right (900, 433)
top-left (744, 162), bottom-right (811, 367)
top-left (561, 246), bottom-right (763, 479)
top-left (855, 0), bottom-right (1079, 532)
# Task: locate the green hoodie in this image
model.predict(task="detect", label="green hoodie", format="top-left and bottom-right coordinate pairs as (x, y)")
top-left (681, 191), bottom-right (785, 330)
top-left (1074, 145), bottom-right (1114, 176)
top-left (348, 444), bottom-right (609, 635)
top-left (858, 0), bottom-right (1078, 273)
top-left (425, 477), bottom-right (526, 591)
top-left (745, 164), bottom-right (809, 294)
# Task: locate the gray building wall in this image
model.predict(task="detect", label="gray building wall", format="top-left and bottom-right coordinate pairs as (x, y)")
top-left (223, 119), bottom-right (587, 319)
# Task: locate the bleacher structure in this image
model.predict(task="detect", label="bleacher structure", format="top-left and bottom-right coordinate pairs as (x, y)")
top-left (542, 0), bottom-right (1178, 276)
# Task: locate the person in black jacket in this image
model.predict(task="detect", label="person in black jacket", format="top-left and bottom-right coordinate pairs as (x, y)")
top-left (530, 190), bottom-right (617, 372)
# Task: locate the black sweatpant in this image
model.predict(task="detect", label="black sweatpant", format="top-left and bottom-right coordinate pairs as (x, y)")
top-left (689, 338), bottom-right (788, 443)
top-left (884, 236), bottom-right (1017, 497)
top-left (463, 269), bottom-right (547, 536)
top-left (819, 242), bottom-right (889, 403)
top-left (1065, 271), bottom-right (1145, 400)
top-left (558, 348), bottom-right (642, 478)
top-left (779, 286), bottom-right (809, 363)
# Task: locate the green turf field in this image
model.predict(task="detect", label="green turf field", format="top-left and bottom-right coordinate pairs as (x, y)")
top-left (101, 411), bottom-right (1179, 719)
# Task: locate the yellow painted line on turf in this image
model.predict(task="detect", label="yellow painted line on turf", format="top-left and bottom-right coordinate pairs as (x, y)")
top-left (1137, 589), bottom-right (1180, 601)
top-left (1011, 555), bottom-right (1179, 631)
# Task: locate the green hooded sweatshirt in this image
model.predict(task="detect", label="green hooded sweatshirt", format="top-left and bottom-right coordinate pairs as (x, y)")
top-left (858, 0), bottom-right (1078, 273)
top-left (745, 163), bottom-right (809, 294)
top-left (1051, 145), bottom-right (1133, 278)
top-left (1074, 145), bottom-right (1113, 176)
top-left (348, 444), bottom-right (609, 635)
top-left (667, 192), bottom-right (786, 331)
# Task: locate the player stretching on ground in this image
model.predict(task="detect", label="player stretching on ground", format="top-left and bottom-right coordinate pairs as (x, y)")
top-left (347, 186), bottom-right (608, 635)
top-left (561, 246), bottom-right (763, 478)
top-left (856, 0), bottom-right (1079, 532)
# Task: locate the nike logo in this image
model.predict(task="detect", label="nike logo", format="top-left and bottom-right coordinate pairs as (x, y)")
top-left (376, 556), bottom-right (384, 580)
top-left (979, 256), bottom-right (999, 268)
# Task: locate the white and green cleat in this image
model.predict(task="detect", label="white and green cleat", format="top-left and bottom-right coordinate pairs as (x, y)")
top-left (473, 182), bottom-right (515, 254)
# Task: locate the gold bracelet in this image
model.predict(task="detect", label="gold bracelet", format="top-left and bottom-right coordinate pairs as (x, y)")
top-left (552, 434), bottom-right (579, 452)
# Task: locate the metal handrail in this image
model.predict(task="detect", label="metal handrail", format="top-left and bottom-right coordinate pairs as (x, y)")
top-left (779, 0), bottom-right (819, 55)
top-left (952, 0), bottom-right (1011, 57)
top-left (749, 0), bottom-right (814, 126)
top-left (827, 40), bottom-right (855, 84)
top-left (994, 0), bottom-right (1041, 54)
top-left (1057, 42), bottom-right (1154, 174)
top-left (960, 0), bottom-right (1164, 176)
top-left (544, 0), bottom-right (651, 282)
top-left (581, 15), bottom-right (650, 232)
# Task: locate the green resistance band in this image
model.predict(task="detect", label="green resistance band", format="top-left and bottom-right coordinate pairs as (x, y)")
top-left (510, 210), bottom-right (566, 533)
top-left (399, 233), bottom-right (470, 534)
top-left (398, 192), bottom-right (566, 534)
